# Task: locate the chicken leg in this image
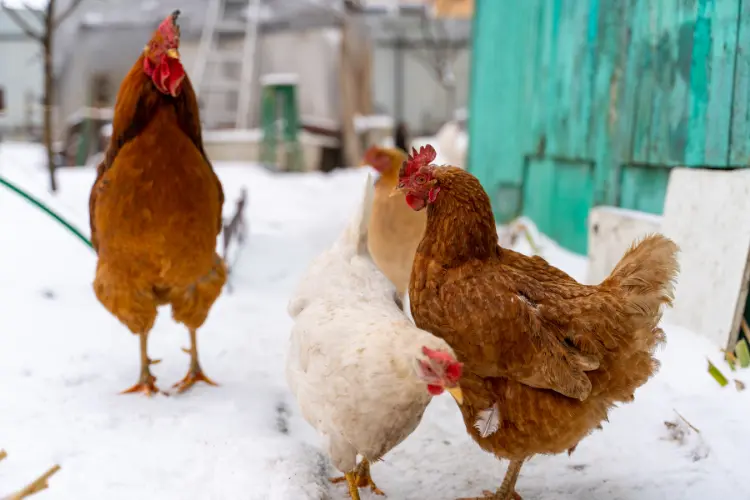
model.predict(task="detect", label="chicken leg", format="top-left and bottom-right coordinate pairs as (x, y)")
top-left (173, 328), bottom-right (217, 393)
top-left (121, 332), bottom-right (163, 396)
top-left (457, 460), bottom-right (523, 500)
top-left (330, 458), bottom-right (385, 497)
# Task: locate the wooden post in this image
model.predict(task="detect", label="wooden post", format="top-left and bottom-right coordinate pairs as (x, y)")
top-left (338, 16), bottom-right (359, 167)
top-left (43, 0), bottom-right (56, 191)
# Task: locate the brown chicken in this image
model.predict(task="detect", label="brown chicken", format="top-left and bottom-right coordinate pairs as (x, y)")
top-left (395, 145), bottom-right (679, 500)
top-left (89, 11), bottom-right (226, 396)
top-left (363, 145), bottom-right (426, 298)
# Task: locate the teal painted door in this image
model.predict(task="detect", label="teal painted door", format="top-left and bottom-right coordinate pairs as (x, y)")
top-left (469, 0), bottom-right (750, 254)
top-left (523, 159), bottom-right (595, 252)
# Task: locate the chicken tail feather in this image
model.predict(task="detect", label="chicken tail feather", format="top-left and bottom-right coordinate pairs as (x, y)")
top-left (603, 233), bottom-right (680, 320)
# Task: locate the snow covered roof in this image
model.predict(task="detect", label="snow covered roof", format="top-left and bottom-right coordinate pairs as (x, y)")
top-left (74, 0), bottom-right (347, 35)
top-left (52, 0), bottom-right (348, 75)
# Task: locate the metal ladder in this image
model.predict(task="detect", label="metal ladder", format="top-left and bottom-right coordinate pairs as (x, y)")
top-left (192, 0), bottom-right (262, 129)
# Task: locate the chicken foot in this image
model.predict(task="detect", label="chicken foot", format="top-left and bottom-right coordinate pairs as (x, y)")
top-left (330, 458), bottom-right (385, 497)
top-left (121, 332), bottom-right (164, 396)
top-left (173, 328), bottom-right (217, 393)
top-left (457, 459), bottom-right (523, 500)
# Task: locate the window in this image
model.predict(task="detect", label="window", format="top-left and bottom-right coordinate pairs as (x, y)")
top-left (90, 74), bottom-right (112, 106)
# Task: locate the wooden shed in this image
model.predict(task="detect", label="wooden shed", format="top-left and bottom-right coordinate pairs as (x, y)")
top-left (468, 0), bottom-right (750, 254)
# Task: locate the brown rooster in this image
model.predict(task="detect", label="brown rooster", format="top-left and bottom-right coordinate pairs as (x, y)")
top-left (363, 145), bottom-right (426, 298)
top-left (395, 145), bottom-right (679, 499)
top-left (89, 11), bottom-right (226, 396)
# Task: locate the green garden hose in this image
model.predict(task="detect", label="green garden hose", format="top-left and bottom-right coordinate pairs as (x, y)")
top-left (0, 175), bottom-right (94, 250)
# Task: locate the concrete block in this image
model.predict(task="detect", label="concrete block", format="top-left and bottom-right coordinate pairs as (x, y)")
top-left (661, 167), bottom-right (750, 349)
top-left (587, 206), bottom-right (663, 285)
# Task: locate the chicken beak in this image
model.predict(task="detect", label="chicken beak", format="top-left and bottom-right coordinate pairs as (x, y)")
top-left (447, 386), bottom-right (464, 405)
top-left (390, 186), bottom-right (406, 198)
top-left (166, 48), bottom-right (180, 59)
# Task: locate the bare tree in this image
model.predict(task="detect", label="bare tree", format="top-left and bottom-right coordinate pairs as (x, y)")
top-left (1, 0), bottom-right (86, 192)
top-left (416, 5), bottom-right (460, 120)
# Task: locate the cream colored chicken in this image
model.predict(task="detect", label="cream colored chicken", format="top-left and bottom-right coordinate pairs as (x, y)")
top-left (286, 175), bottom-right (463, 500)
top-left (363, 146), bottom-right (426, 300)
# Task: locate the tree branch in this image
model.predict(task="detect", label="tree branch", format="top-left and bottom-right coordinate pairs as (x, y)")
top-left (22, 2), bottom-right (45, 23)
top-left (0, 2), bottom-right (43, 41)
top-left (53, 0), bottom-right (85, 30)
top-left (4, 464), bottom-right (61, 500)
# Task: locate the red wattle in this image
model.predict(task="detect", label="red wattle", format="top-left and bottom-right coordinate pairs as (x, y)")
top-left (427, 384), bottom-right (444, 396)
top-left (145, 56), bottom-right (185, 96)
top-left (165, 57), bottom-right (185, 96)
top-left (405, 193), bottom-right (426, 211)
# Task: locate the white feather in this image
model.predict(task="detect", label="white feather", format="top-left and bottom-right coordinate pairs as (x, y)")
top-left (474, 403), bottom-right (501, 438)
top-left (285, 176), bottom-right (458, 474)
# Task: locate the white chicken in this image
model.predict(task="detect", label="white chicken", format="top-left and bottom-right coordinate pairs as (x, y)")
top-left (286, 174), bottom-right (464, 500)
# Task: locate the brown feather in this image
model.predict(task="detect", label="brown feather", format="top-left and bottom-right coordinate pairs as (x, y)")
top-left (409, 166), bottom-right (679, 461)
top-left (89, 36), bottom-right (226, 337)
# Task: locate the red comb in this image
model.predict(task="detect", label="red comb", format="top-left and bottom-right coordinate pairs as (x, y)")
top-left (403, 145), bottom-right (437, 176)
top-left (445, 361), bottom-right (462, 383)
top-left (157, 10), bottom-right (180, 44)
top-left (422, 346), bottom-right (456, 364)
top-left (423, 346), bottom-right (463, 383)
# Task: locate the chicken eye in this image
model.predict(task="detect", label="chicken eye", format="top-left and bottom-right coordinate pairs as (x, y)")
top-left (415, 174), bottom-right (427, 184)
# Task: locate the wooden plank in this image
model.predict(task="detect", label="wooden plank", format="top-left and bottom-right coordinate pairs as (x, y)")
top-left (729, 0), bottom-right (750, 165)
top-left (685, 0), bottom-right (713, 165)
top-left (661, 0), bottom-right (694, 164)
top-left (611, 0), bottom-right (643, 201)
top-left (618, 164), bottom-right (671, 213)
top-left (645, 0), bottom-right (666, 162)
top-left (468, 0), bottom-right (534, 209)
top-left (705, 0), bottom-right (739, 166)
top-left (591, 0), bottom-right (632, 205)
top-left (579, 0), bottom-right (600, 161)
top-left (527, 0), bottom-right (554, 160)
top-left (686, 0), bottom-right (738, 166)
top-left (519, 1), bottom-right (545, 157)
top-left (522, 158), bottom-right (555, 237)
top-left (540, 0), bottom-right (562, 157)
top-left (704, 0), bottom-right (739, 166)
top-left (523, 158), bottom-right (594, 254)
top-left (630, 0), bottom-right (657, 163)
top-left (551, 0), bottom-right (573, 157)
top-left (552, 160), bottom-right (595, 254)
top-left (562, 0), bottom-right (597, 159)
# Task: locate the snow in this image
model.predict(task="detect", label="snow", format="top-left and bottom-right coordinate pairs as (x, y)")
top-left (2, 0), bottom-right (47, 8)
top-left (353, 114), bottom-right (394, 133)
top-left (260, 73), bottom-right (300, 86)
top-left (596, 205), bottom-right (664, 226)
top-left (203, 129), bottom-right (263, 143)
top-left (0, 142), bottom-right (748, 499)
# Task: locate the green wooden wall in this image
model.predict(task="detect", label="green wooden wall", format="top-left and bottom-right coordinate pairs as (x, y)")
top-left (468, 0), bottom-right (750, 254)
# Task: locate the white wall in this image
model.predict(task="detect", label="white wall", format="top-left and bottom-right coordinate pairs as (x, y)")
top-left (56, 26), bottom-right (342, 134)
top-left (0, 9), bottom-right (44, 134)
top-left (54, 21), bottom-right (470, 139)
top-left (372, 44), bottom-right (470, 134)
top-left (55, 25), bottom-right (155, 137)
top-left (196, 28), bottom-right (341, 129)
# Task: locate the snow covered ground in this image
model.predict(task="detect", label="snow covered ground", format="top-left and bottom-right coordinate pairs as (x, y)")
top-left (0, 142), bottom-right (748, 500)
